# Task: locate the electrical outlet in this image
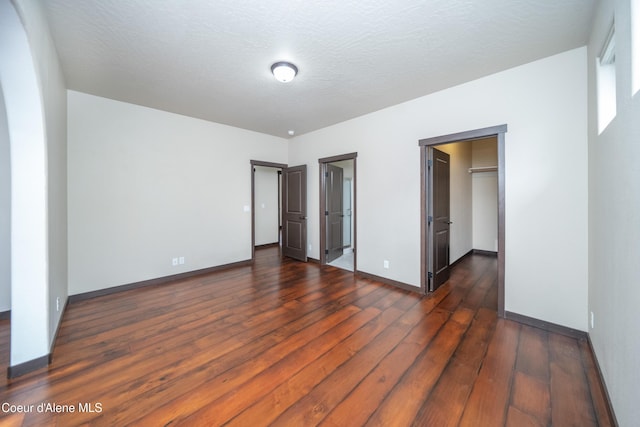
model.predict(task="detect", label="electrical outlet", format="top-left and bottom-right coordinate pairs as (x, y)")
top-left (383, 260), bottom-right (390, 269)
top-left (179, 256), bottom-right (185, 265)
top-left (172, 258), bottom-right (178, 266)
top-left (590, 311), bottom-right (595, 329)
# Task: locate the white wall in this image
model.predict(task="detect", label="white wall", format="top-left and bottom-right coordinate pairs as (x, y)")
top-left (0, 86), bottom-right (10, 313)
top-left (254, 166), bottom-right (280, 246)
top-left (587, 0), bottom-right (640, 425)
top-left (68, 91), bottom-right (288, 294)
top-left (438, 142), bottom-right (473, 263)
top-left (472, 138), bottom-right (498, 252)
top-left (289, 47), bottom-right (588, 331)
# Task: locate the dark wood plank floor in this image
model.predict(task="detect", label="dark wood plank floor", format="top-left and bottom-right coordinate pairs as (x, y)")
top-left (0, 247), bottom-right (613, 426)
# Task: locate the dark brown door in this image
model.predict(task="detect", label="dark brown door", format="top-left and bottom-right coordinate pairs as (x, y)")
top-left (282, 165), bottom-right (307, 262)
top-left (430, 148), bottom-right (451, 291)
top-left (326, 164), bottom-right (344, 263)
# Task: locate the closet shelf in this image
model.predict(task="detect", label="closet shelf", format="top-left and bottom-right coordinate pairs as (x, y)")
top-left (468, 166), bottom-right (497, 173)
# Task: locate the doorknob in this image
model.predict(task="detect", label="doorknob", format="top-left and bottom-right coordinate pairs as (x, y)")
top-left (300, 216), bottom-right (306, 220)
top-left (446, 221), bottom-right (453, 225)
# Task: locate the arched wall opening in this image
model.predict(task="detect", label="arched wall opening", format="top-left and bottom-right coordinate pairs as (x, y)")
top-left (0, 0), bottom-right (50, 375)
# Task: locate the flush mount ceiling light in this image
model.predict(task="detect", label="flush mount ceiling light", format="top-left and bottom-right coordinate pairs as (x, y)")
top-left (271, 61), bottom-right (298, 83)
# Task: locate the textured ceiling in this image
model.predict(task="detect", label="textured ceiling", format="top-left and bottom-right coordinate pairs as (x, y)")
top-left (41, 0), bottom-right (596, 138)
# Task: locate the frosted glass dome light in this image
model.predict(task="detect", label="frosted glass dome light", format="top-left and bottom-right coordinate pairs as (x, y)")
top-left (271, 62), bottom-right (298, 83)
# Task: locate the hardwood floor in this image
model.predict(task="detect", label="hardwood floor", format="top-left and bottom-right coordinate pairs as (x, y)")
top-left (0, 247), bottom-right (613, 426)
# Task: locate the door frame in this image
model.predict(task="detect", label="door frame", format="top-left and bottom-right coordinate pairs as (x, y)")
top-left (319, 152), bottom-right (357, 269)
top-left (419, 125), bottom-right (506, 317)
top-left (250, 160), bottom-right (288, 262)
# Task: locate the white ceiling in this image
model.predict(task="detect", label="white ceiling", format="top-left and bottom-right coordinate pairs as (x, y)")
top-left (41, 0), bottom-right (597, 138)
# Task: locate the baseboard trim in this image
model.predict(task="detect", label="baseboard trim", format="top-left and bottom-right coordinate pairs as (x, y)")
top-left (507, 312), bottom-right (617, 425)
top-left (6, 295), bottom-right (70, 379)
top-left (505, 311), bottom-right (586, 340)
top-left (449, 250), bottom-right (473, 269)
top-left (7, 354), bottom-right (50, 379)
top-left (472, 249), bottom-right (498, 257)
top-left (449, 249), bottom-right (497, 270)
top-left (6, 259), bottom-right (254, 379)
top-left (0, 310), bottom-right (10, 320)
top-left (69, 259), bottom-right (253, 303)
top-left (587, 335), bottom-right (619, 426)
top-left (255, 242), bottom-right (279, 249)
top-left (48, 297), bottom-right (68, 362)
top-left (356, 270), bottom-right (420, 294)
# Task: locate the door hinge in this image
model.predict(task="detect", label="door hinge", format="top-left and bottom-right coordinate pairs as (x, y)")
top-left (325, 249), bottom-right (329, 255)
top-left (325, 171), bottom-right (329, 177)
top-left (428, 272), bottom-right (433, 279)
top-left (427, 159), bottom-right (433, 168)
top-left (325, 210), bottom-right (329, 216)
top-left (428, 215), bottom-right (433, 224)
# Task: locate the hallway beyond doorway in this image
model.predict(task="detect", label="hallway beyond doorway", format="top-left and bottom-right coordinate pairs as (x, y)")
top-left (327, 249), bottom-right (354, 272)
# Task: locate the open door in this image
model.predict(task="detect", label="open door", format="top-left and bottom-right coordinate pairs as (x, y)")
top-left (429, 148), bottom-right (451, 291)
top-left (326, 164), bottom-right (344, 263)
top-left (343, 178), bottom-right (352, 248)
top-left (282, 165), bottom-right (307, 262)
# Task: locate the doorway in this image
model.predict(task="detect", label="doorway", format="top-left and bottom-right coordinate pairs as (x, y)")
top-left (319, 153), bottom-right (357, 272)
top-left (251, 160), bottom-right (308, 263)
top-left (250, 160), bottom-right (286, 261)
top-left (420, 125), bottom-right (506, 317)
top-left (253, 165), bottom-right (282, 248)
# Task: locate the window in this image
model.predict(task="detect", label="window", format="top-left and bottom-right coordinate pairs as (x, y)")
top-left (597, 23), bottom-right (617, 134)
